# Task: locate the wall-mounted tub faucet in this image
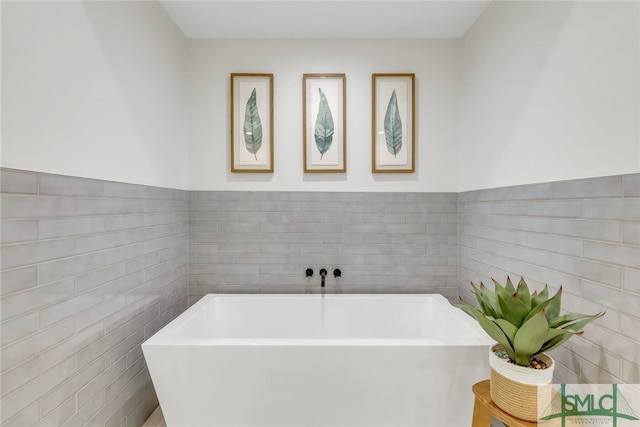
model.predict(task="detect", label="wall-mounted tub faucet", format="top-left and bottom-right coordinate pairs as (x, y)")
top-left (319, 268), bottom-right (327, 287)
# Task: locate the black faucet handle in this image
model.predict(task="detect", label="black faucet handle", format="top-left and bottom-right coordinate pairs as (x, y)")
top-left (305, 268), bottom-right (313, 277)
top-left (333, 269), bottom-right (341, 278)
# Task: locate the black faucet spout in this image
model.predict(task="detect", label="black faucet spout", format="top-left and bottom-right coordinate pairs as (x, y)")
top-left (319, 268), bottom-right (327, 287)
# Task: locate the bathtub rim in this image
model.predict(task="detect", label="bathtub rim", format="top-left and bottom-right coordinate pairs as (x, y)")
top-left (142, 293), bottom-right (493, 347)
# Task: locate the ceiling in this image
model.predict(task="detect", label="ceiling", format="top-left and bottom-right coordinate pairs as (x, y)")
top-left (159, 1), bottom-right (492, 39)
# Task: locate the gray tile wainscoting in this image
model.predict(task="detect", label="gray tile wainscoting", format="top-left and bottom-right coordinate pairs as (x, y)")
top-left (188, 191), bottom-right (459, 302)
top-left (458, 174), bottom-right (640, 385)
top-left (2, 168), bottom-right (639, 426)
top-left (0, 169), bottom-right (188, 426)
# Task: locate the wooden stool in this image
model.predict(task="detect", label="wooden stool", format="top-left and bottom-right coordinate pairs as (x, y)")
top-left (472, 380), bottom-right (540, 427)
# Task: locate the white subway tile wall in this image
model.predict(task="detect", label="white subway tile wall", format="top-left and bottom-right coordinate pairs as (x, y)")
top-left (188, 191), bottom-right (459, 301)
top-left (458, 174), bottom-right (640, 385)
top-left (2, 168), bottom-right (639, 425)
top-left (1, 169), bottom-right (188, 426)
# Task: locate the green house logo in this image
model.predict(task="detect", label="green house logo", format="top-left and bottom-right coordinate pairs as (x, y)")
top-left (540, 384), bottom-right (640, 426)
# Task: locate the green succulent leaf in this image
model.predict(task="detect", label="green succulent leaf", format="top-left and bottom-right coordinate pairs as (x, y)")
top-left (504, 276), bottom-right (516, 295)
top-left (516, 277), bottom-right (532, 311)
top-left (493, 278), bottom-right (511, 307)
top-left (539, 330), bottom-right (582, 353)
top-left (531, 285), bottom-right (549, 309)
top-left (549, 311), bottom-right (604, 328)
top-left (243, 88), bottom-right (263, 160)
top-left (544, 287), bottom-right (563, 322)
top-left (513, 310), bottom-right (549, 366)
top-left (522, 299), bottom-right (551, 324)
top-left (384, 90), bottom-right (402, 157)
top-left (494, 318), bottom-right (517, 348)
top-left (498, 292), bottom-right (529, 328)
top-left (491, 278), bottom-right (504, 292)
top-left (314, 88), bottom-right (334, 159)
top-left (472, 282), bottom-right (500, 318)
top-left (471, 282), bottom-right (485, 306)
top-left (455, 301), bottom-right (516, 359)
top-left (545, 327), bottom-right (571, 343)
top-left (558, 313), bottom-right (605, 333)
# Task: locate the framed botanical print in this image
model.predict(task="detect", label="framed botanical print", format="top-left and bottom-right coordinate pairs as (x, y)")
top-left (230, 73), bottom-right (274, 172)
top-left (372, 73), bottom-right (415, 173)
top-left (303, 73), bottom-right (346, 173)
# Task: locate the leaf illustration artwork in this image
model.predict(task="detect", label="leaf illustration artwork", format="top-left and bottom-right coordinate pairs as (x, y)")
top-left (243, 88), bottom-right (263, 160)
top-left (384, 90), bottom-right (402, 157)
top-left (314, 88), bottom-right (334, 159)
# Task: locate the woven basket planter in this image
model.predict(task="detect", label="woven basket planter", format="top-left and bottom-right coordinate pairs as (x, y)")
top-left (489, 345), bottom-right (555, 422)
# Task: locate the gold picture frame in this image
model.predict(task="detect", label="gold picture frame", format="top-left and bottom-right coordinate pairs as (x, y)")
top-left (303, 73), bottom-right (346, 173)
top-left (372, 73), bottom-right (415, 173)
top-left (230, 73), bottom-right (274, 172)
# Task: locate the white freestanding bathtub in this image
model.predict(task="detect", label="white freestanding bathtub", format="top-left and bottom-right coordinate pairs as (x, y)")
top-left (142, 294), bottom-right (492, 427)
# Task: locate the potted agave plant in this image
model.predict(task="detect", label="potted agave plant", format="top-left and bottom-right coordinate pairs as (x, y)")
top-left (456, 277), bottom-right (604, 421)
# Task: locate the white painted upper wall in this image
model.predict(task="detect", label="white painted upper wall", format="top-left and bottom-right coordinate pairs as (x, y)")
top-left (1, 1), bottom-right (190, 190)
top-left (3, 1), bottom-right (638, 192)
top-left (458, 1), bottom-right (640, 192)
top-left (188, 39), bottom-right (460, 191)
